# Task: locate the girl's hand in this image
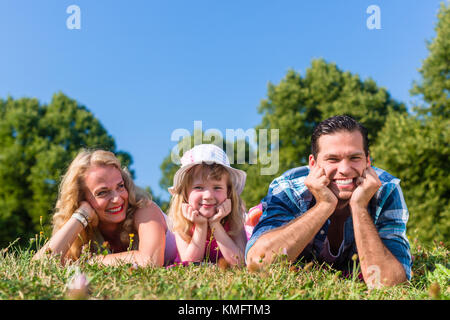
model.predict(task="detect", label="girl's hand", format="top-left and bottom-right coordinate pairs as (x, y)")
top-left (209, 199), bottom-right (232, 226)
top-left (78, 201), bottom-right (99, 228)
top-left (182, 203), bottom-right (208, 225)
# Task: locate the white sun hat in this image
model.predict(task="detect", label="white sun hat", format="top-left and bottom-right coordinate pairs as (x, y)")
top-left (168, 144), bottom-right (247, 195)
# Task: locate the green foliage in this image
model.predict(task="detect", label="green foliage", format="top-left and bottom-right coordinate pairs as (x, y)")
top-left (144, 186), bottom-right (169, 213)
top-left (242, 58), bottom-right (406, 207)
top-left (411, 2), bottom-right (450, 118)
top-left (0, 92), bottom-right (132, 247)
top-left (372, 3), bottom-right (450, 244)
top-left (371, 113), bottom-right (449, 243)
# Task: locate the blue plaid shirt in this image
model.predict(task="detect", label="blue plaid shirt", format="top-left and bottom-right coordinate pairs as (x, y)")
top-left (245, 166), bottom-right (412, 279)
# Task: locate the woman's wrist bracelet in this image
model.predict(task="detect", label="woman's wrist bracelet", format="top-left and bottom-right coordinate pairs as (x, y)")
top-left (75, 208), bottom-right (91, 224)
top-left (72, 212), bottom-right (88, 228)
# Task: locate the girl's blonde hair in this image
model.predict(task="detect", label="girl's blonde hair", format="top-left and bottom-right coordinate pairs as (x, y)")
top-left (51, 149), bottom-right (150, 260)
top-left (168, 163), bottom-right (246, 242)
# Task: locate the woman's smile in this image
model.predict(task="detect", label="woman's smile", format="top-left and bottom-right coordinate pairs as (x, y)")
top-left (106, 204), bottom-right (125, 214)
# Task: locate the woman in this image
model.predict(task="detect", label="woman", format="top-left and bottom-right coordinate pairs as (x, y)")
top-left (34, 149), bottom-right (177, 267)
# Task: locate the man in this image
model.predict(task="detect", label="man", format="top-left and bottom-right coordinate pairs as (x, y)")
top-left (246, 115), bottom-right (411, 288)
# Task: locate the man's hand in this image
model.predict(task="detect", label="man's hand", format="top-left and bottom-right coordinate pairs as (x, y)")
top-left (182, 203), bottom-right (208, 225)
top-left (305, 165), bottom-right (338, 208)
top-left (209, 199), bottom-right (232, 226)
top-left (350, 166), bottom-right (382, 209)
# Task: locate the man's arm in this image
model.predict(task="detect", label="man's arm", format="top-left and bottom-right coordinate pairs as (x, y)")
top-left (351, 204), bottom-right (407, 287)
top-left (350, 167), bottom-right (408, 288)
top-left (247, 165), bottom-right (337, 268)
top-left (247, 201), bottom-right (335, 267)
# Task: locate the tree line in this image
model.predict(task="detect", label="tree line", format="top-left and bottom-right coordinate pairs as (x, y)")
top-left (0, 3), bottom-right (448, 247)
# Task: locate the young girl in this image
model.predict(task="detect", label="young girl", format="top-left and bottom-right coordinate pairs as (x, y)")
top-left (168, 144), bottom-right (248, 266)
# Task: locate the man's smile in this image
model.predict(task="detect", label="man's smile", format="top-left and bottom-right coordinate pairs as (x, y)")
top-left (331, 178), bottom-right (357, 190)
top-left (333, 178), bottom-right (354, 185)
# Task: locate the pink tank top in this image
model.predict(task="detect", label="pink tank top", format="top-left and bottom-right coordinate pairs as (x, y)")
top-left (174, 221), bottom-right (231, 263)
top-left (162, 213), bottom-right (178, 265)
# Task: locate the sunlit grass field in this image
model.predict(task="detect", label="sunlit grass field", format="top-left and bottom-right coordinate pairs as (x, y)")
top-left (0, 235), bottom-right (448, 300)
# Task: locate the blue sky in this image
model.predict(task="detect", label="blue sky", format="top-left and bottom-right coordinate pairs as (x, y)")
top-left (0, 0), bottom-right (443, 200)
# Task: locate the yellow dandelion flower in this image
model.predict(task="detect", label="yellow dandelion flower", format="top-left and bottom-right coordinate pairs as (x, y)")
top-left (217, 257), bottom-right (229, 271)
top-left (247, 262), bottom-right (260, 273)
top-left (303, 261), bottom-right (314, 271)
top-left (428, 282), bottom-right (441, 299)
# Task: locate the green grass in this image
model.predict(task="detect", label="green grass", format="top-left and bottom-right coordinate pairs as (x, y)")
top-left (0, 236), bottom-right (448, 300)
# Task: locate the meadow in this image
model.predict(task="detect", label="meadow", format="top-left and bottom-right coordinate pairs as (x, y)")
top-left (0, 232), bottom-right (448, 301)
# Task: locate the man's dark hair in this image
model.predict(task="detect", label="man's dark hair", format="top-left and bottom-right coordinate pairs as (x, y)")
top-left (311, 115), bottom-right (369, 158)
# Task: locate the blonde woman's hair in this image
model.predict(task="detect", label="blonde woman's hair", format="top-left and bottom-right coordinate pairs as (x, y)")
top-left (51, 149), bottom-right (151, 260)
top-left (168, 163), bottom-right (246, 243)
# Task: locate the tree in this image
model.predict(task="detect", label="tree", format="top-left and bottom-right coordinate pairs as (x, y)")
top-left (0, 92), bottom-right (133, 247)
top-left (373, 3), bottom-right (450, 243)
top-left (144, 186), bottom-right (169, 213)
top-left (371, 113), bottom-right (449, 243)
top-left (242, 58), bottom-right (407, 207)
top-left (411, 2), bottom-right (450, 119)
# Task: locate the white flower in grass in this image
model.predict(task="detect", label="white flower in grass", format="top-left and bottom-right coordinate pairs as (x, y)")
top-left (66, 267), bottom-right (90, 300)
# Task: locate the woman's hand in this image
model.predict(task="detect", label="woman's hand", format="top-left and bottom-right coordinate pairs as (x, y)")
top-left (77, 201), bottom-right (99, 228)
